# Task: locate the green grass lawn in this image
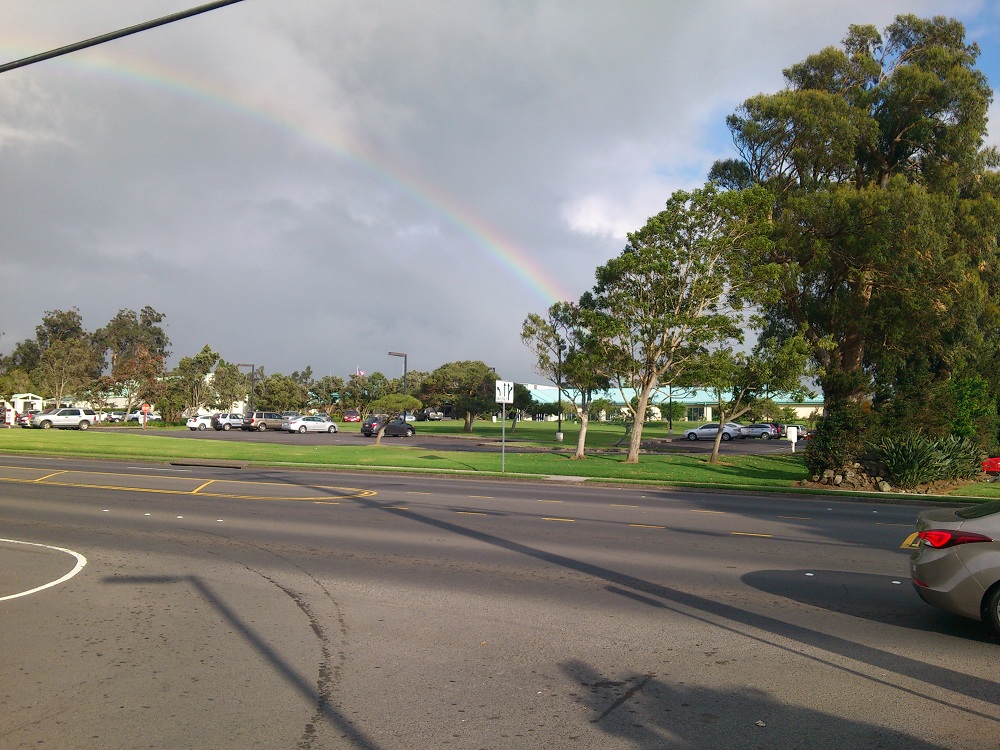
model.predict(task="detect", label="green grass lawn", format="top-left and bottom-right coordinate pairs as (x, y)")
top-left (0, 419), bottom-right (993, 499)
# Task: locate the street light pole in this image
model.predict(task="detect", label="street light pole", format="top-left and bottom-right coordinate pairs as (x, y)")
top-left (388, 351), bottom-right (408, 420)
top-left (556, 342), bottom-right (564, 442)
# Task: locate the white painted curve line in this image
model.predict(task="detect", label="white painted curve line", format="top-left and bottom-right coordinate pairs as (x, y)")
top-left (0, 539), bottom-right (87, 602)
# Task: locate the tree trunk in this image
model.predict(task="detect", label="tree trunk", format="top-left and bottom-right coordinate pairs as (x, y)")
top-left (626, 384), bottom-right (654, 463)
top-left (709, 428), bottom-right (724, 464)
top-left (574, 412), bottom-right (589, 460)
top-left (464, 412), bottom-right (474, 432)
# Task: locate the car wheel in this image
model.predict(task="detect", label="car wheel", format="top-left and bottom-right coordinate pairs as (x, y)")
top-left (223, 423), bottom-right (231, 431)
top-left (298, 426), bottom-right (307, 433)
top-left (198, 424), bottom-right (207, 430)
top-left (40, 421), bottom-right (52, 429)
top-left (405, 428), bottom-right (414, 437)
top-left (762, 434), bottom-right (770, 440)
top-left (722, 432), bottom-right (732, 442)
top-left (328, 426), bottom-right (336, 433)
top-left (984, 585), bottom-right (1000, 639)
top-left (257, 423), bottom-right (267, 431)
top-left (686, 433), bottom-right (697, 441)
top-left (78, 421), bottom-right (89, 431)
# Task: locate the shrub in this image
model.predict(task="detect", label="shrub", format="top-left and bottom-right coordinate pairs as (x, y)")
top-left (870, 434), bottom-right (985, 489)
top-left (804, 402), bottom-right (869, 476)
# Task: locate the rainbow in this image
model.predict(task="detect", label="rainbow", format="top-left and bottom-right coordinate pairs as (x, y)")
top-left (0, 41), bottom-right (572, 304)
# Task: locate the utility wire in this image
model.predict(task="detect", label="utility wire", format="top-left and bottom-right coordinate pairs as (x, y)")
top-left (0, 0), bottom-right (247, 74)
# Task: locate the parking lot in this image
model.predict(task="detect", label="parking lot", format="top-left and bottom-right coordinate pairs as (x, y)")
top-left (138, 424), bottom-right (800, 455)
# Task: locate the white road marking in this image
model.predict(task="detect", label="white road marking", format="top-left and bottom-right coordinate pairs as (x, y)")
top-left (0, 539), bottom-right (87, 601)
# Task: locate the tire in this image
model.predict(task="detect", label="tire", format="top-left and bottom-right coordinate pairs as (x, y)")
top-left (257, 423), bottom-right (267, 431)
top-left (298, 426), bottom-right (307, 433)
top-left (405, 428), bottom-right (414, 437)
top-left (984, 585), bottom-right (1000, 639)
top-left (328, 426), bottom-right (336, 433)
top-left (198, 424), bottom-right (207, 431)
top-left (40, 421), bottom-right (52, 429)
top-left (78, 421), bottom-right (89, 431)
top-left (762, 434), bottom-right (770, 440)
top-left (722, 432), bottom-right (732, 442)
top-left (223, 423), bottom-right (231, 431)
top-left (686, 433), bottom-right (697, 441)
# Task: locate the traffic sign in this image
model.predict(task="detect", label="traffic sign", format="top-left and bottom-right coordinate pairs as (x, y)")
top-left (495, 380), bottom-right (514, 404)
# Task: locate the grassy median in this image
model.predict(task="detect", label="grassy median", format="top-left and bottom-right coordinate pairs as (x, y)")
top-left (2, 420), bottom-right (995, 498)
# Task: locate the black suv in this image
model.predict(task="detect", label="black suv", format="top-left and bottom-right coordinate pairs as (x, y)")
top-left (242, 411), bottom-right (283, 431)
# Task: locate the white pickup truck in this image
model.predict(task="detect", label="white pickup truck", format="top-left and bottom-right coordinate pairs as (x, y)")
top-left (30, 407), bottom-right (99, 430)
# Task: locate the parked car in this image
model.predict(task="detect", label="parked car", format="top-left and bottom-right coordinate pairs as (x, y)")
top-left (342, 409), bottom-right (361, 423)
top-left (242, 411), bottom-right (283, 431)
top-left (281, 411), bottom-right (301, 421)
top-left (211, 413), bottom-right (244, 431)
top-left (106, 411), bottom-right (127, 423)
top-left (415, 407), bottom-right (444, 421)
top-left (683, 423), bottom-right (744, 442)
top-left (186, 415), bottom-right (214, 431)
top-left (909, 500), bottom-right (1000, 637)
top-left (362, 415), bottom-right (415, 438)
top-left (741, 423), bottom-right (780, 439)
top-left (30, 407), bottom-right (99, 430)
top-left (127, 410), bottom-right (162, 422)
top-left (16, 410), bottom-right (38, 427)
top-left (785, 424), bottom-right (809, 439)
top-left (282, 415), bottom-right (339, 434)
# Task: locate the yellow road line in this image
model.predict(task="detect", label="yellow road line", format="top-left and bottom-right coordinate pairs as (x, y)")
top-left (537, 499), bottom-right (562, 503)
top-left (468, 495), bottom-right (493, 499)
top-left (457, 511), bottom-right (487, 516)
top-left (731, 531), bottom-right (773, 538)
top-left (629, 523), bottom-right (665, 529)
top-left (543, 517), bottom-right (575, 523)
top-left (692, 509), bottom-right (725, 515)
top-left (406, 491), bottom-right (432, 495)
top-left (778, 515), bottom-right (810, 520)
top-left (611, 503), bottom-right (638, 508)
top-left (192, 480), bottom-right (216, 494)
top-left (0, 474), bottom-right (376, 502)
top-left (34, 471), bottom-right (68, 482)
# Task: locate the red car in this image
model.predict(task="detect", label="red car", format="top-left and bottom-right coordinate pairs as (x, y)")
top-left (982, 457), bottom-right (1000, 477)
top-left (343, 409), bottom-right (361, 423)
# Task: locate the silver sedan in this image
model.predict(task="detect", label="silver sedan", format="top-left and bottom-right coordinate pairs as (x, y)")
top-left (282, 415), bottom-right (339, 434)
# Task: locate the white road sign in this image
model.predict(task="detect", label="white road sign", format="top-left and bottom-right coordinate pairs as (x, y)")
top-left (495, 380), bottom-right (514, 404)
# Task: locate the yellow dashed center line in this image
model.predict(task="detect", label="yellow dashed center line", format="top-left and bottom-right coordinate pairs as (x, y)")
top-left (731, 531), bottom-right (773, 538)
top-left (537, 499), bottom-right (562, 503)
top-left (692, 510), bottom-right (726, 515)
top-left (611, 503), bottom-right (638, 508)
top-left (457, 511), bottom-right (487, 516)
top-left (779, 515), bottom-right (810, 520)
top-left (543, 517), bottom-right (575, 523)
top-left (629, 523), bottom-right (665, 529)
top-left (468, 495), bottom-right (493, 499)
top-left (406, 491), bottom-right (432, 495)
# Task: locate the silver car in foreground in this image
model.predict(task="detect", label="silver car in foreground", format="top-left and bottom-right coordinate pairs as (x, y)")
top-left (909, 500), bottom-right (1000, 637)
top-left (282, 415), bottom-right (339, 434)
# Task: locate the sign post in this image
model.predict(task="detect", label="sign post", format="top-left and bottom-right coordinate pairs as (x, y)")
top-left (495, 380), bottom-right (514, 473)
top-left (141, 402), bottom-right (150, 430)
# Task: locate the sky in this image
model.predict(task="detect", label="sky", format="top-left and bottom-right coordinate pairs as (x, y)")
top-left (1, 1), bottom-right (999, 384)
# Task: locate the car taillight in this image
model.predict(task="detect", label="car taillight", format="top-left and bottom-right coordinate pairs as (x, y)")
top-left (918, 529), bottom-right (994, 549)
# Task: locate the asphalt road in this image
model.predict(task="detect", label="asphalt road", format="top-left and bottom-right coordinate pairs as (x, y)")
top-left (1, 455), bottom-right (996, 749)
top-left (138, 423), bottom-right (796, 455)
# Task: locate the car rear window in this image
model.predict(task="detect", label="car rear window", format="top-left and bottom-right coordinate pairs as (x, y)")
top-left (956, 500), bottom-right (1000, 519)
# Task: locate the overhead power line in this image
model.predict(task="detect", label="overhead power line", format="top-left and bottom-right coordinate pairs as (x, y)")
top-left (0, 0), bottom-right (247, 74)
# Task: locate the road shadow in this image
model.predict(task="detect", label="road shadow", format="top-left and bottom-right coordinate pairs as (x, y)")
top-left (560, 659), bottom-right (957, 749)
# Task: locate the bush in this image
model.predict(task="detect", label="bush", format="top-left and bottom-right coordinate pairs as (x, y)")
top-left (804, 402), bottom-right (869, 476)
top-left (870, 434), bottom-right (985, 489)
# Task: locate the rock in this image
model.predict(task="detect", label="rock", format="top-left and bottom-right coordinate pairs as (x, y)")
top-left (878, 480), bottom-right (892, 492)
